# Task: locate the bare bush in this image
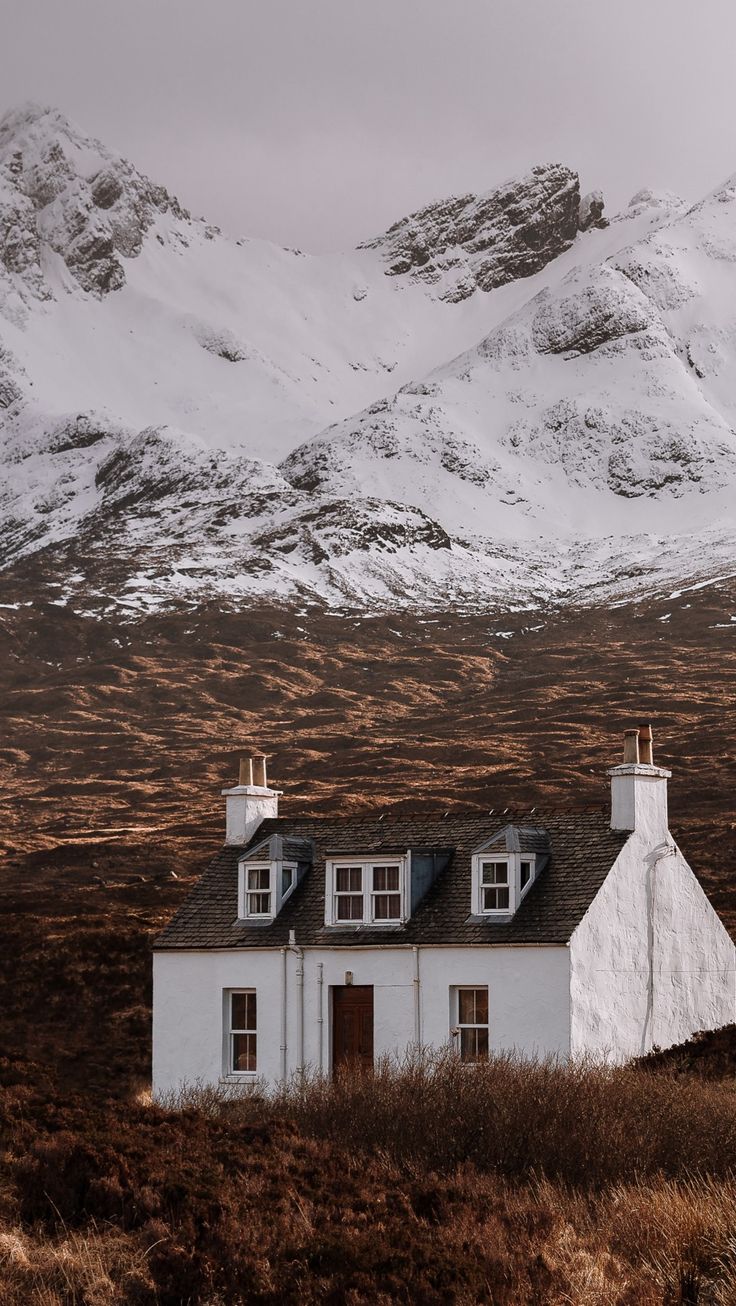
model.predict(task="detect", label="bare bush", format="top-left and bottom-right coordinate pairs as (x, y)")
top-left (202, 1047), bottom-right (736, 1187)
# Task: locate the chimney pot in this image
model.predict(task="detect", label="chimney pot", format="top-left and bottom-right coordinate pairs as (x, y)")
top-left (238, 756), bottom-right (253, 787)
top-left (252, 754), bottom-right (267, 788)
top-left (638, 723), bottom-right (654, 766)
top-left (610, 723), bottom-right (671, 833)
top-left (623, 729), bottom-right (640, 764)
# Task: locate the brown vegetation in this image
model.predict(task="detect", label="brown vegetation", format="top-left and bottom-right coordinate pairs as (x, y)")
top-left (3, 584), bottom-right (736, 1301)
top-left (1, 582), bottom-right (736, 920)
top-left (4, 1051), bottom-right (736, 1303)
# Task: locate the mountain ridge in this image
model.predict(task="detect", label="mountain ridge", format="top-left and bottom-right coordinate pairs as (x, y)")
top-left (1, 103), bottom-right (735, 614)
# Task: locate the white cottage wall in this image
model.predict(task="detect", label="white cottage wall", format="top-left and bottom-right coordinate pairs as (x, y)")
top-left (152, 944), bottom-right (570, 1096)
top-left (569, 839), bottom-right (736, 1061)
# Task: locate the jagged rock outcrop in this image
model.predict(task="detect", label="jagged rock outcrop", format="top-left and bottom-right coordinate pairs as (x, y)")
top-left (0, 104), bottom-right (190, 298)
top-left (363, 164), bottom-right (581, 302)
top-left (578, 190), bottom-right (607, 231)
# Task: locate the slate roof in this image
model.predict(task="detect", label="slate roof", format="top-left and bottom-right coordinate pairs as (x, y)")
top-left (155, 809), bottom-right (629, 950)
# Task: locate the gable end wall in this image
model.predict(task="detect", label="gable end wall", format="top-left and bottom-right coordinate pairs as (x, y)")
top-left (569, 836), bottom-right (736, 1061)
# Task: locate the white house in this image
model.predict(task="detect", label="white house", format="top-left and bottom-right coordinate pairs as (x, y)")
top-left (152, 727), bottom-right (735, 1094)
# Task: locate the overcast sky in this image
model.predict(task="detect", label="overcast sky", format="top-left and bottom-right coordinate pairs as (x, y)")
top-left (3, 0), bottom-right (735, 251)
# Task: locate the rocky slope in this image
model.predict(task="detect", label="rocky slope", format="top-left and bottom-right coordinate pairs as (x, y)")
top-left (1, 103), bottom-right (735, 613)
top-left (362, 163), bottom-right (584, 302)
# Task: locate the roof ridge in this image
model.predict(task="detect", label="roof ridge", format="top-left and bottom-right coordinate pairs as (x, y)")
top-left (260, 804), bottom-right (609, 821)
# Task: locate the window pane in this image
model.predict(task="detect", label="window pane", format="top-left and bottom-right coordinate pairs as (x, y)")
top-left (520, 861), bottom-right (531, 889)
top-left (336, 894), bottom-right (363, 921)
top-left (482, 885), bottom-right (509, 911)
top-left (474, 988), bottom-right (489, 1023)
top-left (373, 865), bottom-right (400, 892)
top-left (232, 1032), bottom-right (256, 1072)
top-left (336, 866), bottom-right (362, 892)
top-left (245, 991), bottom-right (257, 1031)
top-left (247, 891), bottom-right (271, 915)
top-left (231, 992), bottom-right (256, 1032)
top-left (458, 988), bottom-right (485, 1024)
top-left (373, 893), bottom-right (401, 920)
top-left (481, 861), bottom-right (508, 886)
top-left (231, 992), bottom-right (247, 1029)
top-left (460, 1027), bottom-right (488, 1062)
top-left (281, 865), bottom-right (294, 896)
top-left (247, 866), bottom-right (269, 890)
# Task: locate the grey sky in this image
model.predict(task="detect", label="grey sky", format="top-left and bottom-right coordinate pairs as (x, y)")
top-left (3, 0), bottom-right (734, 251)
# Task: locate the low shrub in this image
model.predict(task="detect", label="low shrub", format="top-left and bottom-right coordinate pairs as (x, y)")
top-left (204, 1047), bottom-right (736, 1188)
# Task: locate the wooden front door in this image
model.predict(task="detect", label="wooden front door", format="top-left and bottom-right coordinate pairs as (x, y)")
top-left (332, 985), bottom-right (374, 1073)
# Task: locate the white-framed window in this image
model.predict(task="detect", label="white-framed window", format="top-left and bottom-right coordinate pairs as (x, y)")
top-left (325, 857), bottom-right (409, 926)
top-left (227, 989), bottom-right (257, 1074)
top-left (238, 860), bottom-right (298, 920)
top-left (452, 987), bottom-right (489, 1062)
top-left (471, 852), bottom-right (536, 916)
top-left (246, 864), bottom-right (271, 916)
top-left (480, 859), bottom-right (509, 912)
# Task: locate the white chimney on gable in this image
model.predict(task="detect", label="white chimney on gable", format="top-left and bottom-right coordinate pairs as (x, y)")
top-left (609, 724), bottom-right (671, 838)
top-left (222, 754), bottom-right (280, 846)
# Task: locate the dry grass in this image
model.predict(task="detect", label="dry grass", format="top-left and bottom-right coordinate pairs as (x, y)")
top-left (6, 1166), bottom-right (736, 1304)
top-left (4, 1054), bottom-right (736, 1303)
top-left (0, 1223), bottom-right (157, 1306)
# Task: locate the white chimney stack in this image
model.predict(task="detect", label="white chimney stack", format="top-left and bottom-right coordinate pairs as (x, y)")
top-left (222, 754), bottom-right (280, 846)
top-left (609, 723), bottom-right (671, 837)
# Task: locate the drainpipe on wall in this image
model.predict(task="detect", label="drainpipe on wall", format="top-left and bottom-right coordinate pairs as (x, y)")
top-left (642, 840), bottom-right (677, 1055)
top-left (289, 929), bottom-right (305, 1079)
top-left (317, 961), bottom-right (324, 1074)
top-left (413, 946), bottom-right (421, 1049)
top-left (280, 947), bottom-right (288, 1083)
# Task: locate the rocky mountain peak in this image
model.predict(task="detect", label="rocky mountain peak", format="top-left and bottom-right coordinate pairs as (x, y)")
top-left (0, 102), bottom-right (190, 298)
top-left (362, 163), bottom-right (582, 302)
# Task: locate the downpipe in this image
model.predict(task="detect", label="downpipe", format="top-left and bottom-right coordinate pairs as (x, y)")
top-left (317, 961), bottom-right (324, 1073)
top-left (289, 929), bottom-right (305, 1079)
top-left (413, 945), bottom-right (421, 1049)
top-left (280, 946), bottom-right (288, 1083)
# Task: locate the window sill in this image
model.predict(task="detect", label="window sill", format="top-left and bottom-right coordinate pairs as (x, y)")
top-left (219, 1073), bottom-right (258, 1084)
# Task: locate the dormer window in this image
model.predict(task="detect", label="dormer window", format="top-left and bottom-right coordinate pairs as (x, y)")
top-left (236, 834), bottom-right (313, 924)
top-left (326, 857), bottom-right (408, 926)
top-left (240, 859), bottom-right (297, 920)
top-left (474, 853), bottom-right (535, 916)
top-left (471, 826), bottom-right (548, 918)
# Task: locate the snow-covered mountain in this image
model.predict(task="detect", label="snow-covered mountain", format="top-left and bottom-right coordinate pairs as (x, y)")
top-left (2, 102), bottom-right (736, 613)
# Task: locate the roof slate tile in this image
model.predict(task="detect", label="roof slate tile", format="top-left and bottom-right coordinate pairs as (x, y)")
top-left (155, 809), bottom-right (629, 950)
